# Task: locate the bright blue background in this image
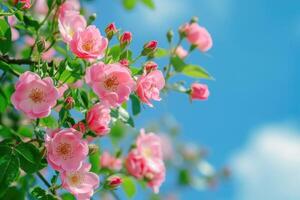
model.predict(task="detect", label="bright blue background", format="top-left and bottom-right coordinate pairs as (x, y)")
top-left (84, 0), bottom-right (300, 199)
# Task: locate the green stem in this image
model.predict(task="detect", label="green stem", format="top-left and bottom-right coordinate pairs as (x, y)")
top-left (131, 54), bottom-right (142, 64)
top-left (165, 37), bottom-right (183, 81)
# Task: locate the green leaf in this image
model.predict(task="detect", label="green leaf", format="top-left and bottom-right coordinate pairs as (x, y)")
top-left (170, 56), bottom-right (186, 72)
top-left (140, 0), bottom-right (155, 9)
top-left (61, 193), bottom-right (75, 200)
top-left (123, 0), bottom-right (137, 10)
top-left (40, 115), bottom-right (58, 129)
top-left (130, 94), bottom-right (141, 116)
top-left (178, 169), bottom-right (191, 185)
top-left (0, 18), bottom-right (12, 54)
top-left (110, 120), bottom-right (125, 145)
top-left (89, 149), bottom-right (100, 173)
top-left (79, 90), bottom-right (89, 108)
top-left (154, 48), bottom-right (169, 58)
top-left (15, 143), bottom-right (45, 173)
top-left (17, 125), bottom-right (33, 138)
top-left (0, 88), bottom-right (8, 112)
top-left (0, 61), bottom-right (23, 76)
top-left (181, 65), bottom-right (212, 79)
top-left (0, 145), bottom-right (20, 192)
top-left (108, 45), bottom-right (121, 60)
top-left (23, 15), bottom-right (40, 30)
top-left (122, 177), bottom-right (136, 198)
top-left (31, 187), bottom-right (59, 200)
top-left (1, 186), bottom-right (24, 200)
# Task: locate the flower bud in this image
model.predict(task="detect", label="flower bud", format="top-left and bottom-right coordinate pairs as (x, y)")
top-left (166, 29), bottom-right (174, 43)
top-left (104, 175), bottom-right (123, 190)
top-left (88, 144), bottom-right (99, 155)
top-left (190, 16), bottom-right (199, 24)
top-left (105, 23), bottom-right (118, 40)
top-left (87, 13), bottom-right (97, 25)
top-left (64, 96), bottom-right (75, 110)
top-left (119, 59), bottom-right (129, 68)
top-left (72, 121), bottom-right (86, 133)
top-left (143, 61), bottom-right (158, 74)
top-left (120, 31), bottom-right (132, 47)
top-left (141, 40), bottom-right (158, 56)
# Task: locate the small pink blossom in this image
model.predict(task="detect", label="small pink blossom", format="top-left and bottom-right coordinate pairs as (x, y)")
top-left (11, 72), bottom-right (59, 119)
top-left (85, 62), bottom-right (135, 107)
top-left (86, 103), bottom-right (111, 136)
top-left (105, 23), bottom-right (118, 40)
top-left (70, 25), bottom-right (108, 60)
top-left (61, 163), bottom-right (99, 200)
top-left (7, 16), bottom-right (19, 41)
top-left (125, 149), bottom-right (148, 179)
top-left (181, 23), bottom-right (213, 52)
top-left (100, 151), bottom-right (122, 171)
top-left (119, 59), bottom-right (129, 68)
top-left (175, 46), bottom-right (188, 59)
top-left (45, 128), bottom-right (88, 171)
top-left (105, 175), bottom-right (122, 189)
top-left (58, 0), bottom-right (80, 19)
top-left (58, 10), bottom-right (86, 43)
top-left (136, 70), bottom-right (165, 107)
top-left (190, 83), bottom-right (209, 100)
top-left (144, 159), bottom-right (165, 194)
top-left (142, 40), bottom-right (158, 55)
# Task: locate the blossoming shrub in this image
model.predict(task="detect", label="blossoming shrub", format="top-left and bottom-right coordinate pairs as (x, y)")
top-left (0, 0), bottom-right (216, 199)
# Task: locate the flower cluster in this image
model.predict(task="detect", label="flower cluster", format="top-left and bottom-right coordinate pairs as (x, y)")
top-left (1, 0), bottom-right (216, 198)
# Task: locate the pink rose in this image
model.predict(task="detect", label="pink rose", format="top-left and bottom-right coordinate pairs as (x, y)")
top-left (136, 69), bottom-right (165, 107)
top-left (105, 175), bottom-right (123, 189)
top-left (86, 103), bottom-right (111, 136)
top-left (136, 129), bottom-right (163, 161)
top-left (45, 128), bottom-right (88, 171)
top-left (7, 16), bottom-right (19, 41)
top-left (175, 45), bottom-right (188, 59)
top-left (11, 72), bottom-right (59, 119)
top-left (61, 163), bottom-right (99, 200)
top-left (100, 151), bottom-right (122, 171)
top-left (85, 62), bottom-right (135, 107)
top-left (142, 40), bottom-right (158, 56)
top-left (190, 83), bottom-right (209, 100)
top-left (181, 23), bottom-right (213, 52)
top-left (125, 130), bottom-right (166, 193)
top-left (125, 149), bottom-right (148, 179)
top-left (59, 11), bottom-right (87, 43)
top-left (119, 59), bottom-right (129, 68)
top-left (58, 0), bottom-right (80, 19)
top-left (70, 25), bottom-right (108, 60)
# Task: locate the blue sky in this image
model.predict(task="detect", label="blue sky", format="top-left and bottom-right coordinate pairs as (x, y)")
top-left (85, 0), bottom-right (300, 199)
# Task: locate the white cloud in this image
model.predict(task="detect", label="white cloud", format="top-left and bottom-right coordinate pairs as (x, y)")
top-left (230, 123), bottom-right (300, 200)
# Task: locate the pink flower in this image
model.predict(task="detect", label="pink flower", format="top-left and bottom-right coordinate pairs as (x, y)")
top-left (181, 23), bottom-right (213, 52)
top-left (58, 11), bottom-right (86, 43)
top-left (45, 128), bottom-right (88, 171)
top-left (86, 103), bottom-right (111, 136)
top-left (136, 129), bottom-right (163, 160)
top-left (100, 151), bottom-right (122, 171)
top-left (125, 150), bottom-right (148, 179)
top-left (34, 0), bottom-right (48, 16)
top-left (64, 96), bottom-right (75, 110)
top-left (58, 0), bottom-right (80, 19)
top-left (70, 25), bottom-right (108, 60)
top-left (120, 31), bottom-right (132, 46)
top-left (125, 130), bottom-right (166, 193)
top-left (61, 163), bottom-right (99, 200)
top-left (69, 80), bottom-right (83, 89)
top-left (7, 16), bottom-right (19, 41)
top-left (175, 46), bottom-right (188, 59)
top-left (85, 62), bottom-right (135, 107)
top-left (136, 70), bottom-right (165, 107)
top-left (11, 72), bottom-right (59, 119)
top-left (190, 83), bottom-right (209, 100)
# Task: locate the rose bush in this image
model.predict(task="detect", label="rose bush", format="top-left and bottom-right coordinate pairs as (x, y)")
top-left (0, 0), bottom-right (221, 199)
